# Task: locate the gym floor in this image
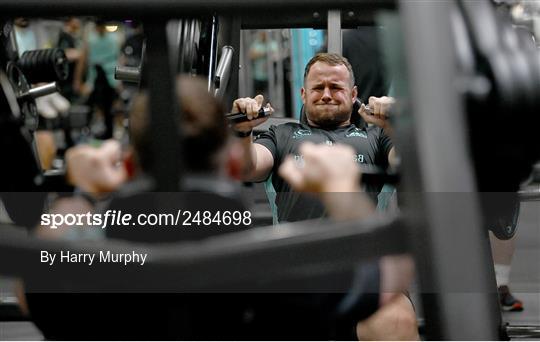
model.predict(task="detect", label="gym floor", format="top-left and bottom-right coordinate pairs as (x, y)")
top-left (1, 200), bottom-right (539, 340)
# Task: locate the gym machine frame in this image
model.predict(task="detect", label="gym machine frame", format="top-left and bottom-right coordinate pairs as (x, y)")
top-left (0, 0), bottom-right (527, 339)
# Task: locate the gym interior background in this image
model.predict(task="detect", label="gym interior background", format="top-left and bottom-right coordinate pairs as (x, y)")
top-left (0, 0), bottom-right (539, 340)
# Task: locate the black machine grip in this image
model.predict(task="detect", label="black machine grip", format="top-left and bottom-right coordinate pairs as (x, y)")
top-left (360, 164), bottom-right (400, 185)
top-left (225, 106), bottom-right (273, 123)
top-left (227, 100), bottom-right (369, 124)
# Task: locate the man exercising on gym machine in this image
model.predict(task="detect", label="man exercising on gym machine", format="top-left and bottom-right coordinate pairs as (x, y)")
top-left (232, 52), bottom-right (397, 223)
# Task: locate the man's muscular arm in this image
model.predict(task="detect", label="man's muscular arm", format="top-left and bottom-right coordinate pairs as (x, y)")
top-left (231, 95), bottom-right (275, 182)
top-left (359, 96), bottom-right (398, 168)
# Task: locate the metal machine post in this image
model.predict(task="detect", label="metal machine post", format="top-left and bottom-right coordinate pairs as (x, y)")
top-left (398, 0), bottom-right (501, 339)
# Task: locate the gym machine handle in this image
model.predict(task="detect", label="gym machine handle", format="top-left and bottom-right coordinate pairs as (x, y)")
top-left (115, 66), bottom-right (140, 84)
top-left (114, 39), bottom-right (146, 85)
top-left (360, 164), bottom-right (399, 185)
top-left (356, 100), bottom-right (388, 118)
top-left (225, 106), bottom-right (272, 123)
top-left (19, 82), bottom-right (59, 100)
top-left (213, 46), bottom-right (234, 98)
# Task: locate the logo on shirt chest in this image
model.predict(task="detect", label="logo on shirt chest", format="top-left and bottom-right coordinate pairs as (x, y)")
top-left (293, 129), bottom-right (312, 139)
top-left (346, 128), bottom-right (368, 139)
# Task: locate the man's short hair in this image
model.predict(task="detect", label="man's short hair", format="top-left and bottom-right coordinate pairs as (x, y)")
top-left (130, 76), bottom-right (228, 173)
top-left (303, 53), bottom-right (355, 87)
